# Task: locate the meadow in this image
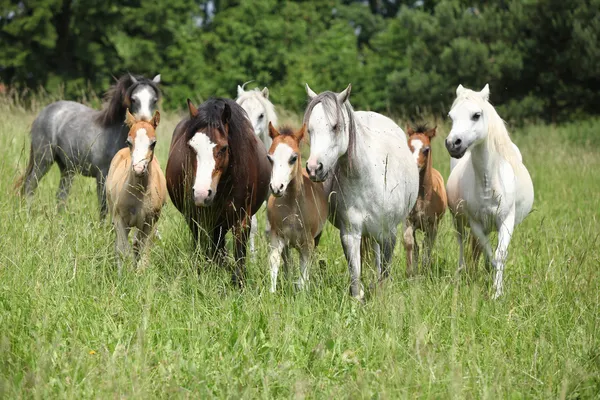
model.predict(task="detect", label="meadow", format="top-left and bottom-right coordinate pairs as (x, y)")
top-left (0, 95), bottom-right (599, 398)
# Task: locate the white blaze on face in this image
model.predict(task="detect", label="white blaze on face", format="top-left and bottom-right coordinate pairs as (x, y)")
top-left (132, 87), bottom-right (154, 121)
top-left (132, 128), bottom-right (151, 175)
top-left (270, 143), bottom-right (295, 192)
top-left (189, 132), bottom-right (216, 200)
top-left (410, 138), bottom-right (423, 164)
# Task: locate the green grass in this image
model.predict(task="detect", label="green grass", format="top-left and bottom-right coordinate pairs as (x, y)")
top-left (0, 98), bottom-right (599, 399)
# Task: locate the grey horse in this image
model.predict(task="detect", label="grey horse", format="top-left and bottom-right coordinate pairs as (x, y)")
top-left (19, 74), bottom-right (161, 218)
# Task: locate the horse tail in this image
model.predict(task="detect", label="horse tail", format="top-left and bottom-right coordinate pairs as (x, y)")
top-left (13, 143), bottom-right (34, 195)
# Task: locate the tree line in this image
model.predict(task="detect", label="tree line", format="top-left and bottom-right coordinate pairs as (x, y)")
top-left (1, 0), bottom-right (599, 122)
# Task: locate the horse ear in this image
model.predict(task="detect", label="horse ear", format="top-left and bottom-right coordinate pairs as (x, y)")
top-left (129, 74), bottom-right (138, 84)
top-left (150, 110), bottom-right (160, 128)
top-left (187, 99), bottom-right (198, 118)
top-left (456, 84), bottom-right (465, 96)
top-left (406, 124), bottom-right (414, 136)
top-left (268, 122), bottom-right (279, 139)
top-left (480, 84), bottom-right (490, 101)
top-left (237, 85), bottom-right (244, 97)
top-left (125, 108), bottom-right (136, 127)
top-left (222, 103), bottom-right (231, 125)
top-left (426, 125), bottom-right (437, 138)
top-left (294, 124), bottom-right (306, 142)
top-left (152, 74), bottom-right (161, 84)
top-left (337, 84), bottom-right (352, 104)
top-left (261, 87), bottom-right (269, 99)
top-left (305, 83), bottom-right (317, 99)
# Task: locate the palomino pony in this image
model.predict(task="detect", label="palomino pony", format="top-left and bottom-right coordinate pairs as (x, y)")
top-left (445, 84), bottom-right (534, 299)
top-left (165, 98), bottom-right (271, 287)
top-left (266, 122), bottom-right (328, 292)
top-left (106, 109), bottom-right (166, 274)
top-left (304, 84), bottom-right (419, 300)
top-left (403, 124), bottom-right (447, 276)
top-left (236, 83), bottom-right (279, 254)
top-left (19, 73), bottom-right (161, 218)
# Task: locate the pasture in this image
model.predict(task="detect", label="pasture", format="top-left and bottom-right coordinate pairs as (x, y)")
top-left (0, 96), bottom-right (599, 398)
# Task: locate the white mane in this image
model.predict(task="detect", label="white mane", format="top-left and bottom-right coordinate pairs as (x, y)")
top-left (236, 88), bottom-right (278, 128)
top-left (452, 89), bottom-right (521, 170)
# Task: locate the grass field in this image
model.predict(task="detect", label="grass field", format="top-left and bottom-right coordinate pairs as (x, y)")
top-left (0, 97), bottom-right (599, 399)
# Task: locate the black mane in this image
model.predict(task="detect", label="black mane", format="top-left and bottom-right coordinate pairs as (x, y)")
top-left (95, 74), bottom-right (161, 127)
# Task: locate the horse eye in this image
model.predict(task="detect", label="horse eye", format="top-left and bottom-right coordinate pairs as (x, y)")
top-left (258, 113), bottom-right (264, 120)
top-left (423, 146), bottom-right (430, 155)
top-left (289, 155), bottom-right (298, 164)
top-left (220, 145), bottom-right (228, 154)
top-left (267, 154), bottom-right (273, 163)
top-left (332, 123), bottom-right (338, 131)
top-left (472, 112), bottom-right (482, 121)
top-left (149, 141), bottom-right (157, 150)
top-left (126, 138), bottom-right (133, 147)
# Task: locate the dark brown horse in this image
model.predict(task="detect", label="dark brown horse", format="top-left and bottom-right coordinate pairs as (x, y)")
top-left (166, 98), bottom-right (271, 287)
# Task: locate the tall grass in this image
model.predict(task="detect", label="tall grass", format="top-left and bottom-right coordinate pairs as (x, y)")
top-left (0, 95), bottom-right (599, 398)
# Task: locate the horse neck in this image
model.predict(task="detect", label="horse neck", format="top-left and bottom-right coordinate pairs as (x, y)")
top-left (125, 158), bottom-right (151, 194)
top-left (280, 160), bottom-right (304, 204)
top-left (469, 135), bottom-right (499, 195)
top-left (419, 151), bottom-right (434, 200)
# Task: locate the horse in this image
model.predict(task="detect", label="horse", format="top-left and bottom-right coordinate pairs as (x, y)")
top-left (304, 84), bottom-right (419, 300)
top-left (18, 73), bottom-right (161, 218)
top-left (235, 83), bottom-right (279, 255)
top-left (403, 124), bottom-right (447, 276)
top-left (165, 98), bottom-right (271, 287)
top-left (445, 84), bottom-right (534, 299)
top-left (105, 109), bottom-right (166, 274)
top-left (266, 122), bottom-right (328, 292)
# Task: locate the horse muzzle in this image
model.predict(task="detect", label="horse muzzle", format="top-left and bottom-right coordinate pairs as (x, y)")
top-left (306, 160), bottom-right (327, 182)
top-left (270, 183), bottom-right (285, 197)
top-left (445, 137), bottom-right (467, 159)
top-left (193, 188), bottom-right (215, 207)
top-left (132, 162), bottom-right (148, 177)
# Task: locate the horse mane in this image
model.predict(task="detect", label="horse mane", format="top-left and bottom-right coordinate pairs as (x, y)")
top-left (236, 88), bottom-right (279, 127)
top-left (277, 125), bottom-right (296, 137)
top-left (95, 74), bottom-right (160, 127)
top-left (411, 123), bottom-right (430, 134)
top-left (303, 91), bottom-right (357, 167)
top-left (452, 90), bottom-right (521, 170)
top-left (184, 98), bottom-right (255, 176)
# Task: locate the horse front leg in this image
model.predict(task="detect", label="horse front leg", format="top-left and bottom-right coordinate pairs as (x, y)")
top-left (380, 234), bottom-right (397, 280)
top-left (133, 219), bottom-right (156, 272)
top-left (113, 216), bottom-right (131, 276)
top-left (268, 234), bottom-right (285, 293)
top-left (232, 218), bottom-right (251, 289)
top-left (297, 242), bottom-right (314, 291)
top-left (492, 211), bottom-right (515, 299)
top-left (422, 226), bottom-right (438, 271)
top-left (454, 214), bottom-right (467, 273)
top-left (340, 231), bottom-right (364, 301)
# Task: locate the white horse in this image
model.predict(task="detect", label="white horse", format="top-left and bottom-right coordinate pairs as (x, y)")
top-left (236, 83), bottom-right (279, 256)
top-left (304, 84), bottom-right (419, 300)
top-left (445, 84), bottom-right (534, 299)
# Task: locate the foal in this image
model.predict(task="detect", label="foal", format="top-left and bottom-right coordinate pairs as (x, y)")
top-left (106, 110), bottom-right (166, 274)
top-left (403, 124), bottom-right (447, 276)
top-left (267, 123), bottom-right (328, 292)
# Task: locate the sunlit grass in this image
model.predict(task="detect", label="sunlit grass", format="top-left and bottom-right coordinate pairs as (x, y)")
top-left (0, 98), bottom-right (599, 398)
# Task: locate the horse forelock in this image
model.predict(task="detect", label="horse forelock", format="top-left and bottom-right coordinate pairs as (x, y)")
top-left (303, 92), bottom-right (357, 167)
top-left (452, 90), bottom-right (520, 170)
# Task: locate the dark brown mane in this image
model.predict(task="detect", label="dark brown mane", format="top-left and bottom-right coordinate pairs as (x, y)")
top-left (410, 123), bottom-right (430, 134)
top-left (95, 74), bottom-right (160, 127)
top-left (303, 91), bottom-right (357, 168)
top-left (184, 98), bottom-right (255, 175)
top-left (277, 125), bottom-right (296, 136)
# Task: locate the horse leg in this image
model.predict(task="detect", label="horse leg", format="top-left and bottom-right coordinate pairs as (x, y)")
top-left (56, 166), bottom-right (75, 212)
top-left (422, 227), bottom-right (437, 271)
top-left (492, 212), bottom-right (515, 299)
top-left (133, 220), bottom-right (155, 270)
top-left (380, 234), bottom-right (397, 280)
top-left (468, 233), bottom-right (483, 272)
top-left (22, 145), bottom-right (54, 200)
top-left (340, 231), bottom-right (364, 300)
top-left (96, 172), bottom-right (108, 220)
top-left (403, 222), bottom-right (416, 277)
top-left (249, 214), bottom-right (258, 257)
top-left (297, 242), bottom-right (314, 291)
top-left (268, 235), bottom-right (285, 293)
top-left (232, 219), bottom-right (250, 288)
top-left (113, 216), bottom-right (131, 276)
top-left (454, 215), bottom-right (467, 273)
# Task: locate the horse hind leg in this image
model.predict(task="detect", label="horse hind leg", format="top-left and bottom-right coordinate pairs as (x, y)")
top-left (56, 161), bottom-right (75, 212)
top-left (96, 172), bottom-right (109, 220)
top-left (403, 222), bottom-right (418, 277)
top-left (22, 143), bottom-right (54, 200)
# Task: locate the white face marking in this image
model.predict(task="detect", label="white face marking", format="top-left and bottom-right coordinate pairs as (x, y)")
top-left (188, 132), bottom-right (216, 195)
top-left (410, 138), bottom-right (423, 164)
top-left (270, 143), bottom-right (295, 193)
top-left (131, 128), bottom-right (152, 174)
top-left (132, 87), bottom-right (154, 121)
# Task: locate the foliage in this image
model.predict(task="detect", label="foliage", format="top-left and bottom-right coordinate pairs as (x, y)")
top-left (1, 0), bottom-right (599, 121)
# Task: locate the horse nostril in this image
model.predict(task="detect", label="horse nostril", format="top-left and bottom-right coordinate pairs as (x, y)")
top-left (316, 162), bottom-right (323, 172)
top-left (454, 139), bottom-right (462, 147)
top-left (279, 184), bottom-right (284, 190)
top-left (207, 189), bottom-right (213, 197)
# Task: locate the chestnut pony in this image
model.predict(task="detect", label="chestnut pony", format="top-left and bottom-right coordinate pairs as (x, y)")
top-left (166, 98), bottom-right (271, 287)
top-left (106, 109), bottom-right (166, 274)
top-left (403, 124), bottom-right (447, 276)
top-left (266, 123), bottom-right (328, 292)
